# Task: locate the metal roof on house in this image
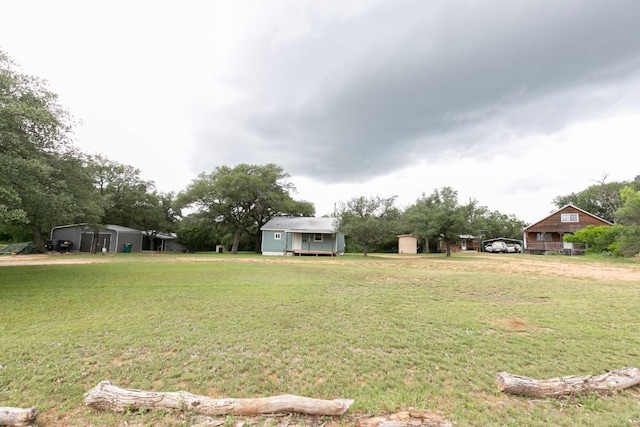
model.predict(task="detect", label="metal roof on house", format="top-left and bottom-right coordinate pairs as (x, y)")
top-left (261, 217), bottom-right (339, 233)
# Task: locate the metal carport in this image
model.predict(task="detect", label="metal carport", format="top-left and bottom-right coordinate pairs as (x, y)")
top-left (481, 237), bottom-right (524, 253)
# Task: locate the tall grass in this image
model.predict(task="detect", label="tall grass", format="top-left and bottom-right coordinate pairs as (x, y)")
top-left (1, 252), bottom-right (640, 426)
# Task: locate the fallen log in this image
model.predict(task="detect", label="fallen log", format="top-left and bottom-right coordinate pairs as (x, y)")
top-left (0, 406), bottom-right (38, 427)
top-left (84, 381), bottom-right (354, 416)
top-left (496, 367), bottom-right (640, 398)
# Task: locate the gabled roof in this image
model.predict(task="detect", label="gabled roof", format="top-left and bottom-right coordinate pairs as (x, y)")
top-left (523, 204), bottom-right (613, 231)
top-left (261, 217), bottom-right (339, 233)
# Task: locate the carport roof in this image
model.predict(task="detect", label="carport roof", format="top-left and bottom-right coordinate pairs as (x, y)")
top-left (482, 237), bottom-right (523, 244)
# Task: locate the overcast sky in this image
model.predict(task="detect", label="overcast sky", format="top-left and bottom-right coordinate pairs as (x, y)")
top-left (3, 1), bottom-right (640, 223)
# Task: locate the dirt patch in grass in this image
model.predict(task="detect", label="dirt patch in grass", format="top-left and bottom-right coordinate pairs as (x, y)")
top-left (496, 317), bottom-right (529, 330)
top-left (0, 253), bottom-right (110, 266)
top-left (489, 317), bottom-right (554, 333)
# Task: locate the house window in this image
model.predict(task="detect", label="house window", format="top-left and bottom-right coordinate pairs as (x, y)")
top-left (274, 232), bottom-right (282, 240)
top-left (561, 213), bottom-right (579, 222)
top-left (536, 233), bottom-right (552, 241)
top-left (313, 233), bottom-right (323, 242)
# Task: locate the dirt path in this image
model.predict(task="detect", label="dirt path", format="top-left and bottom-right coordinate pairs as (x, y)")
top-left (2, 252), bottom-right (639, 282)
top-left (0, 253), bottom-right (111, 266)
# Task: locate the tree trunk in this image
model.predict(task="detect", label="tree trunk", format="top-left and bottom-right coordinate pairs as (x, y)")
top-left (445, 239), bottom-right (451, 257)
top-left (31, 224), bottom-right (46, 253)
top-left (0, 407), bottom-right (38, 427)
top-left (84, 381), bottom-right (353, 416)
top-left (254, 229), bottom-right (263, 253)
top-left (91, 230), bottom-right (99, 254)
top-left (362, 243), bottom-right (368, 257)
top-left (496, 367), bottom-right (640, 398)
top-left (231, 231), bottom-right (242, 254)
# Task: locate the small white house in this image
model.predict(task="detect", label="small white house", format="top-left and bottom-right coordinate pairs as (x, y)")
top-left (261, 217), bottom-right (345, 256)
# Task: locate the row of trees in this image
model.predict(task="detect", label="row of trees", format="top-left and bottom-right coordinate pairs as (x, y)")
top-left (176, 164), bottom-right (314, 254)
top-left (336, 188), bottom-right (526, 256)
top-left (172, 175), bottom-right (526, 257)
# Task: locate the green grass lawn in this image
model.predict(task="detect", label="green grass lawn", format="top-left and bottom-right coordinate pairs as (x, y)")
top-left (1, 252), bottom-right (640, 426)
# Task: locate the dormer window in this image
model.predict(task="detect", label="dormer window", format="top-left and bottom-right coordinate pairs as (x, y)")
top-left (561, 213), bottom-right (579, 222)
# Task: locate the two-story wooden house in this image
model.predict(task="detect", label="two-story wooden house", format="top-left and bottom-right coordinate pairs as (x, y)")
top-left (523, 204), bottom-right (612, 254)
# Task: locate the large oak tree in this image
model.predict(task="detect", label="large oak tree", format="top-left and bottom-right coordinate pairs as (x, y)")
top-left (337, 195), bottom-right (399, 256)
top-left (404, 187), bottom-right (482, 257)
top-left (1, 50), bottom-right (101, 251)
top-left (177, 163), bottom-right (314, 254)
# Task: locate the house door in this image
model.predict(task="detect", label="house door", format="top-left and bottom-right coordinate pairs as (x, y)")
top-left (302, 234), bottom-right (311, 251)
top-left (292, 233), bottom-right (302, 250)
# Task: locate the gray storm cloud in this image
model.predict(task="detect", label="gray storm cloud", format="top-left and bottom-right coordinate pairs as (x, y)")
top-left (190, 0), bottom-right (640, 182)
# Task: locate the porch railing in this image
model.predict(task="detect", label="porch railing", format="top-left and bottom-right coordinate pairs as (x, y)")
top-left (526, 242), bottom-right (586, 254)
top-left (526, 242), bottom-right (564, 251)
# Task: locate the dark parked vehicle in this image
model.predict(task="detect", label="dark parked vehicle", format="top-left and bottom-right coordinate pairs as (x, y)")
top-left (46, 239), bottom-right (72, 252)
top-left (45, 239), bottom-right (60, 251)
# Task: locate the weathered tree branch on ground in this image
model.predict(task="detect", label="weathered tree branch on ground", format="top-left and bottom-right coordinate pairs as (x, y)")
top-left (496, 367), bottom-right (640, 398)
top-left (84, 381), bottom-right (354, 416)
top-left (0, 406), bottom-right (38, 427)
